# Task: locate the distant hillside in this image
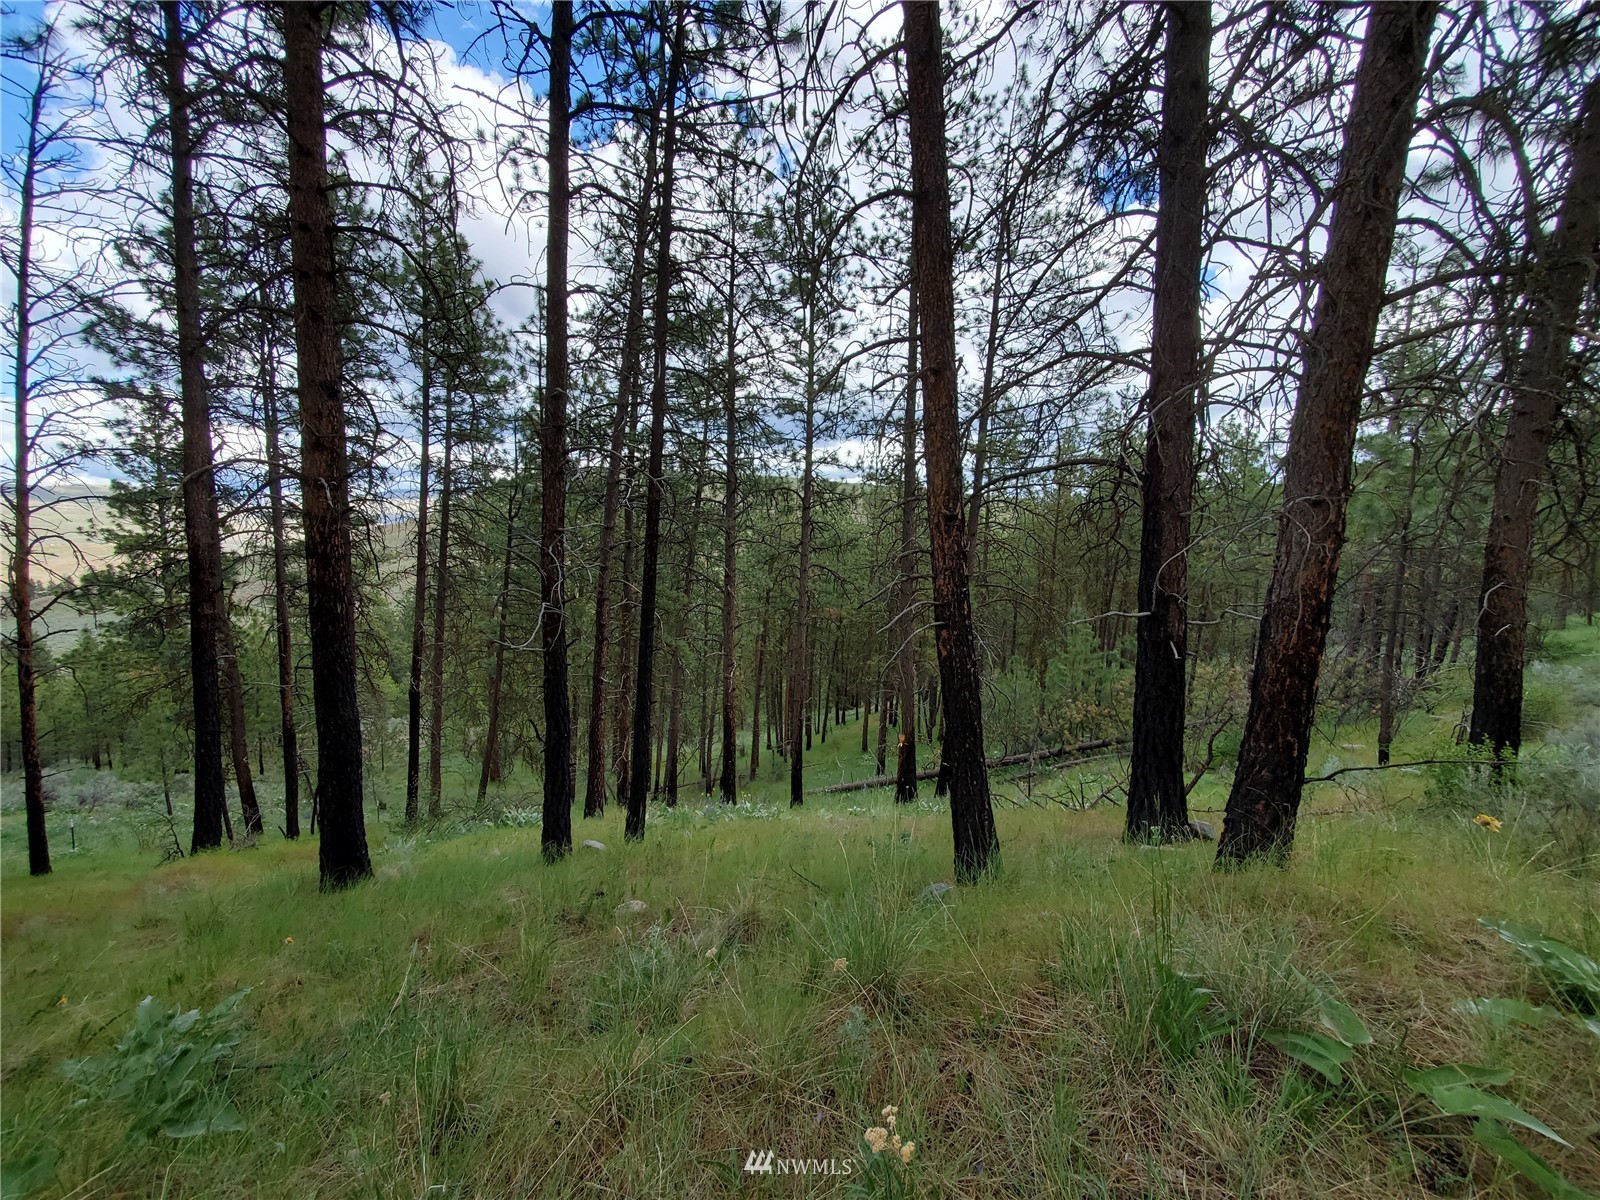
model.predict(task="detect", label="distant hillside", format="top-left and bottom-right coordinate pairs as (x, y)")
top-left (21, 489), bottom-right (115, 582)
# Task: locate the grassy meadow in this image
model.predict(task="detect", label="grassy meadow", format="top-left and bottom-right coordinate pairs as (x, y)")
top-left (3, 629), bottom-right (1599, 1198)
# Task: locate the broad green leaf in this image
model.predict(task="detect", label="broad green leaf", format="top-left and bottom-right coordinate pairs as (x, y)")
top-left (1479, 919), bottom-right (1600, 1012)
top-left (1406, 1063), bottom-right (1514, 1090)
top-left (1407, 1073), bottom-right (1569, 1146)
top-left (1315, 990), bottom-right (1373, 1046)
top-left (0, 1148), bottom-right (59, 1200)
top-left (1263, 1030), bottom-right (1352, 1083)
top-left (162, 1100), bottom-right (245, 1138)
top-left (206, 989), bottom-right (251, 1020)
top-left (1472, 1120), bottom-right (1595, 1200)
top-left (1453, 997), bottom-right (1559, 1028)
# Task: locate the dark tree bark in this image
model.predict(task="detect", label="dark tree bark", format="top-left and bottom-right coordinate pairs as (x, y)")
top-left (11, 32), bottom-right (50, 875)
top-left (1126, 1), bottom-right (1210, 843)
top-left (1413, 446), bottom-right (1470, 676)
top-left (719, 238), bottom-right (741, 804)
top-left (819, 647), bottom-right (832, 742)
top-left (404, 329), bottom-right (431, 824)
top-left (749, 596), bottom-right (767, 781)
top-left (903, 0), bottom-right (999, 881)
top-left (894, 274), bottom-right (919, 804)
top-left (876, 682), bottom-right (889, 774)
top-left (540, 0), bottom-right (575, 860)
top-left (789, 321), bottom-right (818, 809)
top-left (615, 478), bottom-right (638, 799)
top-left (263, 319), bottom-right (300, 839)
top-left (652, 667), bottom-right (667, 796)
top-left (1469, 79), bottom-right (1600, 756)
top-left (1217, 2), bottom-right (1437, 865)
top-left (281, 0), bottom-right (372, 889)
top-left (479, 467), bottom-right (521, 803)
top-left (665, 466), bottom-right (708, 808)
top-left (219, 615), bottom-right (262, 834)
top-left (1377, 439), bottom-right (1419, 764)
top-left (966, 173), bottom-right (1011, 592)
top-left (428, 393), bottom-right (454, 818)
top-left (625, 6), bottom-right (687, 841)
top-left (584, 104), bottom-right (659, 821)
top-left (164, 2), bottom-right (227, 855)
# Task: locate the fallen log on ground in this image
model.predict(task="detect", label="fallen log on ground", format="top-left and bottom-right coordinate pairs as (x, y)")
top-left (810, 738), bottom-right (1129, 794)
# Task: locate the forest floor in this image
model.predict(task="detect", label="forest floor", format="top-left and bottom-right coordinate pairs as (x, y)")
top-left (3, 628), bottom-right (1599, 1199)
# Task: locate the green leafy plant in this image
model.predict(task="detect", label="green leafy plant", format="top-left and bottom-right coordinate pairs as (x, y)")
top-left (0, 1149), bottom-right (59, 1200)
top-left (1405, 1064), bottom-right (1566, 1144)
top-left (1406, 1064), bottom-right (1590, 1198)
top-left (1460, 919), bottom-right (1600, 1039)
top-left (1262, 1029), bottom-right (1353, 1084)
top-left (61, 989), bottom-right (250, 1139)
top-left (1262, 980), bottom-right (1371, 1084)
top-left (1472, 1120), bottom-right (1595, 1200)
top-left (1479, 917), bottom-right (1600, 1014)
top-left (1452, 996), bottom-right (1561, 1028)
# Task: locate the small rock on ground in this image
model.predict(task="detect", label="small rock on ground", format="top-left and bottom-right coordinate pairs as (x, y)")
top-left (581, 839), bottom-right (606, 851)
top-left (920, 882), bottom-right (955, 904)
top-left (614, 899), bottom-right (649, 916)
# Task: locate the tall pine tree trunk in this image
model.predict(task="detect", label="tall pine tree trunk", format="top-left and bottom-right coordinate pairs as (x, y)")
top-left (11, 38), bottom-right (49, 875)
top-left (405, 332), bottom-right (431, 824)
top-left (1218, 2), bottom-right (1436, 865)
top-left (282, 0), bottom-right (371, 888)
top-left (719, 237), bottom-right (741, 804)
top-left (894, 273), bottom-right (919, 804)
top-left (584, 107), bottom-right (658, 821)
top-left (1469, 78), bottom-right (1600, 756)
top-left (904, 0), bottom-right (998, 880)
top-left (749, 597), bottom-right (767, 781)
top-left (165, 2), bottom-right (228, 855)
top-left (479, 465), bottom-right (520, 802)
top-left (789, 324), bottom-right (817, 808)
top-left (1126, 0), bottom-right (1210, 843)
top-left (626, 6), bottom-right (687, 841)
top-left (1377, 439), bottom-right (1419, 764)
top-left (540, 0), bottom-right (575, 859)
top-left (219, 616), bottom-right (262, 834)
top-left (615, 471), bottom-right (638, 801)
top-left (428, 395), bottom-right (454, 818)
top-left (263, 314), bottom-right (300, 839)
top-left (666, 459), bottom-right (708, 807)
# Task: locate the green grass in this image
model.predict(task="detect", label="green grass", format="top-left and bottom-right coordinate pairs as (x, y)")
top-left (5, 630), bottom-right (1600, 1197)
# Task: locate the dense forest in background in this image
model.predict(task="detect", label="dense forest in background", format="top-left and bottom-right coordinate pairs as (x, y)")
top-left (4, 0), bottom-right (1598, 886)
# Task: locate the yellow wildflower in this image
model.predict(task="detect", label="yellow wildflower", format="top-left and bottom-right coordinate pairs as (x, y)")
top-left (1473, 814), bottom-right (1503, 833)
top-left (284, 936), bottom-right (295, 944)
top-left (56, 996), bottom-right (67, 1007)
top-left (831, 957), bottom-right (848, 973)
top-left (864, 1126), bottom-right (889, 1154)
top-left (900, 1141), bottom-right (916, 1164)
